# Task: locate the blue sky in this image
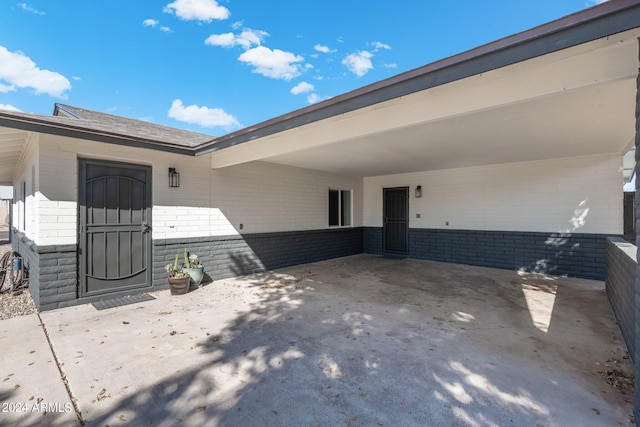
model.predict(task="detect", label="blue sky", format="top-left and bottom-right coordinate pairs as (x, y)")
top-left (0, 0), bottom-right (608, 135)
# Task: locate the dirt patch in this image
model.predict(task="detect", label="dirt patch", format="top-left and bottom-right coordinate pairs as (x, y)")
top-left (0, 240), bottom-right (37, 320)
top-left (599, 356), bottom-right (635, 394)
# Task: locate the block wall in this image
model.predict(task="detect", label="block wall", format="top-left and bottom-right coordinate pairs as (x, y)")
top-left (606, 237), bottom-right (636, 361)
top-left (153, 228), bottom-right (364, 287)
top-left (364, 154), bottom-right (622, 235)
top-left (11, 228), bottom-right (77, 311)
top-left (364, 227), bottom-right (609, 280)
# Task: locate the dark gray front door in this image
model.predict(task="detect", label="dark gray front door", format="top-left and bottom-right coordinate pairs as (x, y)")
top-left (383, 187), bottom-right (409, 254)
top-left (79, 159), bottom-right (152, 297)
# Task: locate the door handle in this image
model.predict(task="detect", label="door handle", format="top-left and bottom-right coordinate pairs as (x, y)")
top-left (142, 223), bottom-right (151, 233)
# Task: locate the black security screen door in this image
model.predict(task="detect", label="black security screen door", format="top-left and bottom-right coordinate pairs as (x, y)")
top-left (79, 159), bottom-right (152, 297)
top-left (383, 187), bottom-right (409, 254)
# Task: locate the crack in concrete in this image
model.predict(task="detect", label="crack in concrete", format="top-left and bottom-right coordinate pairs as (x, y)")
top-left (37, 312), bottom-right (86, 426)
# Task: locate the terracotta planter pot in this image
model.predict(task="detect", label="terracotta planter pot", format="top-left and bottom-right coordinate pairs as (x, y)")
top-left (168, 276), bottom-right (190, 295)
top-left (184, 267), bottom-right (204, 289)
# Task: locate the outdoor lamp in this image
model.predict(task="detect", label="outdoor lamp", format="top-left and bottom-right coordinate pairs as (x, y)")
top-left (168, 168), bottom-right (180, 188)
top-left (415, 185), bottom-right (422, 198)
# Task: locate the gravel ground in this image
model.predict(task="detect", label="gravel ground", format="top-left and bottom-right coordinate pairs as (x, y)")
top-left (0, 241), bottom-right (37, 320)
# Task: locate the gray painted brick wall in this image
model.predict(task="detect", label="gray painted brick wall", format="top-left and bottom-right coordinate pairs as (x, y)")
top-left (12, 228), bottom-right (77, 311)
top-left (243, 228), bottom-right (363, 270)
top-left (364, 227), bottom-right (609, 280)
top-left (11, 228), bottom-right (40, 305)
top-left (153, 234), bottom-right (263, 287)
top-left (606, 237), bottom-right (636, 362)
top-left (363, 227), bottom-right (383, 255)
top-left (154, 228), bottom-right (364, 287)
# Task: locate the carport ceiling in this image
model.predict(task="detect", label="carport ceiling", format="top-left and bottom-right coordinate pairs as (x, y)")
top-left (208, 29), bottom-right (639, 177)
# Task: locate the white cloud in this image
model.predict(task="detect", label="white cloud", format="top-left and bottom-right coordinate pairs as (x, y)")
top-left (143, 19), bottom-right (172, 32)
top-left (371, 41), bottom-right (391, 51)
top-left (0, 82), bottom-right (16, 93)
top-left (291, 81), bottom-right (314, 95)
top-left (163, 0), bottom-right (230, 22)
top-left (385, 63), bottom-right (397, 69)
top-left (205, 32), bottom-right (235, 46)
top-left (342, 51), bottom-right (373, 77)
top-left (307, 93), bottom-right (321, 104)
top-left (587, 0), bottom-right (608, 4)
top-left (0, 104), bottom-right (21, 112)
top-left (314, 44), bottom-right (335, 54)
top-left (17, 3), bottom-right (45, 15)
top-left (236, 29), bottom-right (268, 48)
top-left (168, 99), bottom-right (241, 130)
top-left (0, 46), bottom-right (71, 97)
top-left (205, 29), bottom-right (268, 49)
top-left (143, 19), bottom-right (159, 27)
top-left (307, 94), bottom-right (329, 104)
top-left (238, 46), bottom-right (304, 81)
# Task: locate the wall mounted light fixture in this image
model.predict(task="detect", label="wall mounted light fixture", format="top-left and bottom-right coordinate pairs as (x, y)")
top-left (415, 185), bottom-right (422, 198)
top-left (168, 168), bottom-right (180, 188)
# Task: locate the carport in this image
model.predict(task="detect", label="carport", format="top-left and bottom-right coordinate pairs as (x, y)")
top-left (196, 1), bottom-right (639, 282)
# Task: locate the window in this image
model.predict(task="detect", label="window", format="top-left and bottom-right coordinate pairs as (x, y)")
top-left (329, 189), bottom-right (352, 227)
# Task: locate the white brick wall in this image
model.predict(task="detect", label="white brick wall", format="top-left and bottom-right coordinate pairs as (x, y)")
top-left (21, 135), bottom-right (363, 245)
top-left (363, 154), bottom-right (623, 234)
top-left (12, 137), bottom-right (39, 241)
top-left (209, 161), bottom-right (363, 234)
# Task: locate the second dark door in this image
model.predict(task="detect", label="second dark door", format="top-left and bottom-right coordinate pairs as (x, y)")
top-left (383, 187), bottom-right (409, 254)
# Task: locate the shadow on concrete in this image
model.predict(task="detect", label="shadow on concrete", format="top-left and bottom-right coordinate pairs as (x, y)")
top-left (83, 256), bottom-right (632, 426)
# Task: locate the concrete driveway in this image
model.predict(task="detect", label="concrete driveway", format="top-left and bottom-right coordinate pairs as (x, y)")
top-left (1, 254), bottom-right (634, 426)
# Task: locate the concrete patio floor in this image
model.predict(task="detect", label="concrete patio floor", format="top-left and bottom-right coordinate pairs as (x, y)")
top-left (1, 254), bottom-right (634, 426)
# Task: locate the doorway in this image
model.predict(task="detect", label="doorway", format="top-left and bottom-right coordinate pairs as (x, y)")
top-left (383, 187), bottom-right (409, 255)
top-left (78, 159), bottom-right (152, 297)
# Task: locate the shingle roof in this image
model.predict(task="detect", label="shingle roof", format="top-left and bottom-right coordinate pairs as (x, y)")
top-left (53, 104), bottom-right (214, 148)
top-left (0, 104), bottom-right (215, 155)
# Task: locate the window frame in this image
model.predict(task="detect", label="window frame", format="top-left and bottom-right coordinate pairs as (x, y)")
top-left (328, 188), bottom-right (352, 228)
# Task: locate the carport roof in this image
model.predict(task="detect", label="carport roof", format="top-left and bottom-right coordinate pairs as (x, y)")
top-left (199, 0), bottom-right (640, 177)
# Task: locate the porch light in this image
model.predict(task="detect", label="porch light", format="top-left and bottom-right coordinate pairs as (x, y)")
top-left (168, 168), bottom-right (180, 188)
top-left (415, 185), bottom-right (422, 198)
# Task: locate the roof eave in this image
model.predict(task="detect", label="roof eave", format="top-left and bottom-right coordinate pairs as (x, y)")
top-left (0, 113), bottom-right (195, 156)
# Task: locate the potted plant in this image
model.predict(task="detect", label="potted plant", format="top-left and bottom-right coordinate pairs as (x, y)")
top-left (182, 248), bottom-right (204, 289)
top-left (165, 254), bottom-right (190, 295)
